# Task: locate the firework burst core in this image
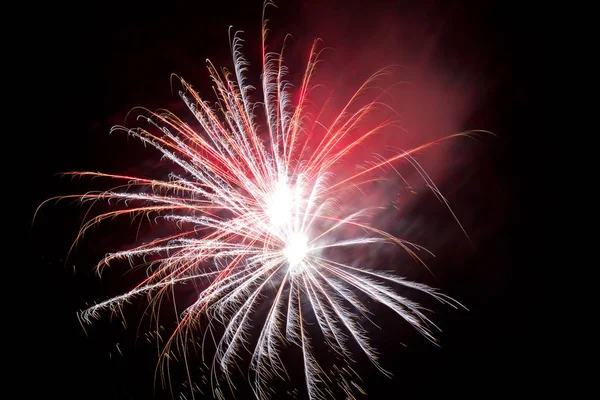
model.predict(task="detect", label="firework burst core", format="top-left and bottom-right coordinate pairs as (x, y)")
top-left (265, 179), bottom-right (295, 230)
top-left (284, 233), bottom-right (309, 270)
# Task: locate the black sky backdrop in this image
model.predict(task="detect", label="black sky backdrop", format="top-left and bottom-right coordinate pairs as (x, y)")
top-left (25, 0), bottom-right (546, 398)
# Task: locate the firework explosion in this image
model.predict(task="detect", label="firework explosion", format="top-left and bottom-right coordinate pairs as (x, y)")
top-left (39, 5), bottom-right (487, 400)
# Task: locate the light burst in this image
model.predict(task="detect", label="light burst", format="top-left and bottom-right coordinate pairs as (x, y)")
top-left (39, 5), bottom-right (488, 400)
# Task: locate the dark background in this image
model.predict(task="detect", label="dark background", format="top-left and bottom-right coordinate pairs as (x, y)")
top-left (24, 0), bottom-right (545, 398)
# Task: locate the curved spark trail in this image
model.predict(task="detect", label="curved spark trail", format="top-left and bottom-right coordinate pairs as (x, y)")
top-left (39, 5), bottom-right (488, 400)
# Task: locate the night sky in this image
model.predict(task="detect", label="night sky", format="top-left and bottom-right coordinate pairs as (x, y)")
top-left (26, 0), bottom-right (544, 398)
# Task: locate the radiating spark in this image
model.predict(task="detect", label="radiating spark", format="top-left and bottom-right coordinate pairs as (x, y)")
top-left (37, 4), bottom-right (489, 399)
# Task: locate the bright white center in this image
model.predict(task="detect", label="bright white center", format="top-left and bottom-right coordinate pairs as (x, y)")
top-left (284, 233), bottom-right (309, 269)
top-left (266, 180), bottom-right (293, 229)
